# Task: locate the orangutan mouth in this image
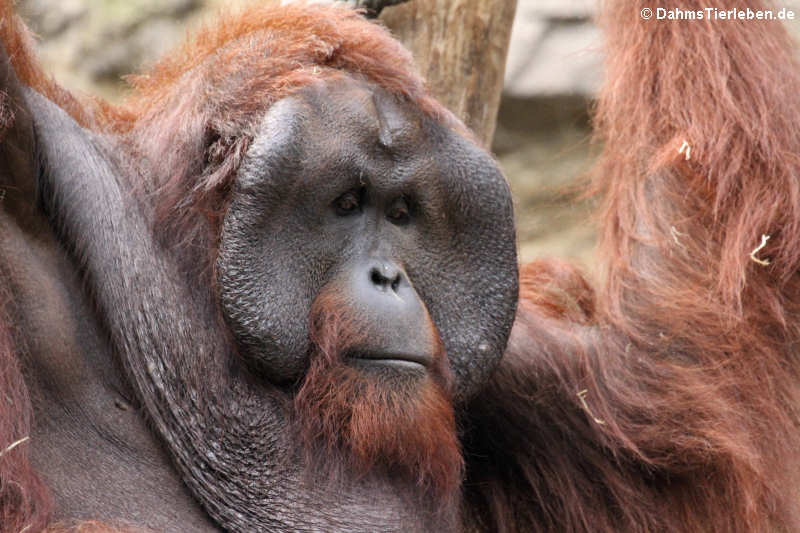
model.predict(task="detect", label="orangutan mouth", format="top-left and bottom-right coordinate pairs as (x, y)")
top-left (346, 350), bottom-right (432, 369)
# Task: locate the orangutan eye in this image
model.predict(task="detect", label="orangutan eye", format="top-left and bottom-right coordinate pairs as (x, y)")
top-left (334, 190), bottom-right (362, 216)
top-left (387, 197), bottom-right (410, 225)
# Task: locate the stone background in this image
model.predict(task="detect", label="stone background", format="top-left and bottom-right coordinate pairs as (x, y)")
top-left (16, 0), bottom-right (800, 269)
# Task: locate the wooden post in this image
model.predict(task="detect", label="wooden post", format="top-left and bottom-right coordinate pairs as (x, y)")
top-left (380, 0), bottom-right (517, 147)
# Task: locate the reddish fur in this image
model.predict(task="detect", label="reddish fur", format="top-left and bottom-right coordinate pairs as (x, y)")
top-left (294, 291), bottom-right (463, 505)
top-left (0, 2), bottom-right (118, 131)
top-left (0, 14), bottom-right (48, 522)
top-left (0, 3), bottom-right (466, 530)
top-left (116, 2), bottom-right (464, 277)
top-left (3, 0), bottom-right (799, 531)
top-left (2, 1), bottom-right (463, 275)
top-left (0, 6), bottom-right (112, 531)
top-left (463, 0), bottom-right (800, 531)
top-left (518, 260), bottom-right (595, 324)
top-left (0, 286), bottom-right (50, 533)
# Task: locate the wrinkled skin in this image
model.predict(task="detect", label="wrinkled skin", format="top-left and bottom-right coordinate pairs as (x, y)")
top-left (218, 81), bottom-right (517, 395)
top-left (1, 52), bottom-right (517, 532)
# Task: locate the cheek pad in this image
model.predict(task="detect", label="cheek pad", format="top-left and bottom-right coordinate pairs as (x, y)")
top-left (218, 212), bottom-right (316, 383)
top-left (410, 236), bottom-right (518, 403)
top-left (409, 141), bottom-right (518, 402)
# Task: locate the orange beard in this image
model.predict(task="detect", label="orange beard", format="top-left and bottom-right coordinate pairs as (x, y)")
top-left (293, 293), bottom-right (463, 503)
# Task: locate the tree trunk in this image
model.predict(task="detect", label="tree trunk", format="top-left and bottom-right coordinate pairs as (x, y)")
top-left (380, 0), bottom-right (517, 147)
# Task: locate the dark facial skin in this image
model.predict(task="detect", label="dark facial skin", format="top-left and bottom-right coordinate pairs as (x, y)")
top-left (219, 80), bottom-right (518, 399)
top-left (10, 73), bottom-right (517, 531)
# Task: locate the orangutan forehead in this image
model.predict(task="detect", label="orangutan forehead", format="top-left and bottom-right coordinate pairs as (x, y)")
top-left (286, 77), bottom-right (426, 153)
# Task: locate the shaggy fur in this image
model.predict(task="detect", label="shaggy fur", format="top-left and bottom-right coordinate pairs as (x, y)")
top-left (294, 291), bottom-right (462, 504)
top-left (461, 0), bottom-right (800, 531)
top-left (115, 3), bottom-right (464, 276)
top-left (0, 4), bottom-right (464, 530)
top-left (0, 284), bottom-right (50, 533)
top-left (2, 0), bottom-right (800, 531)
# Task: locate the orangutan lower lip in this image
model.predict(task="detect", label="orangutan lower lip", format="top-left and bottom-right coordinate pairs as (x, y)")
top-left (347, 350), bottom-right (431, 368)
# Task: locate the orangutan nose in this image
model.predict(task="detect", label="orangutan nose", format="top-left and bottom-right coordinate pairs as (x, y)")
top-left (369, 262), bottom-right (404, 293)
top-left (343, 258), bottom-right (436, 368)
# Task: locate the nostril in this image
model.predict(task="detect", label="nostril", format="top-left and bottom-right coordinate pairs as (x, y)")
top-left (370, 268), bottom-right (385, 287)
top-left (369, 264), bottom-right (403, 292)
